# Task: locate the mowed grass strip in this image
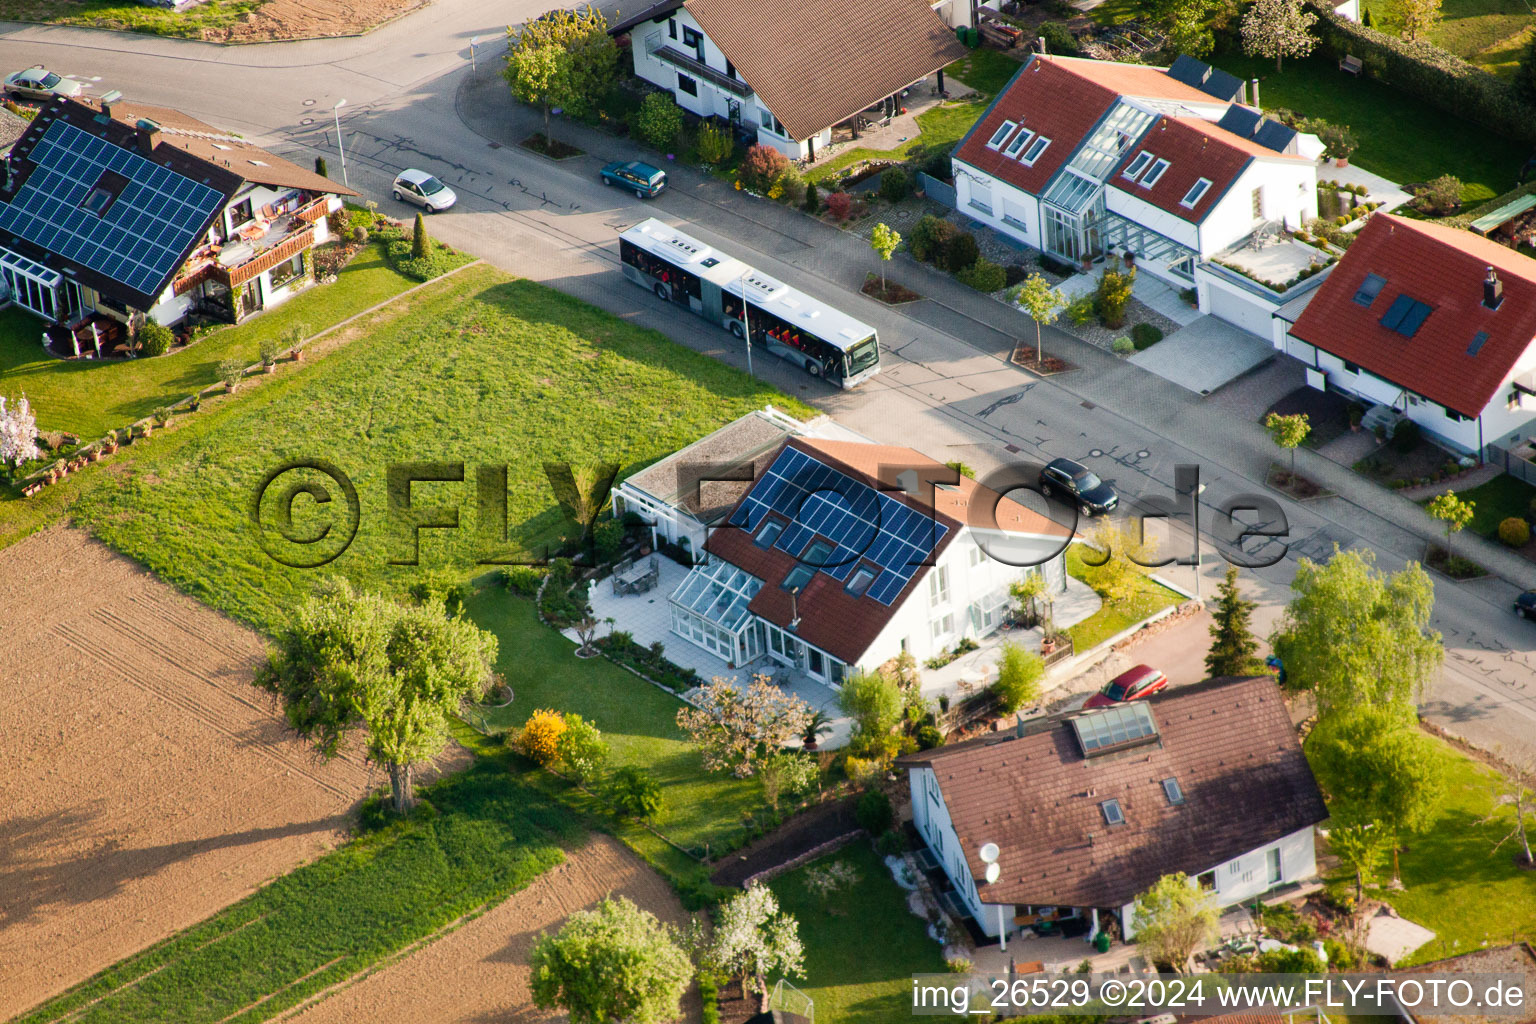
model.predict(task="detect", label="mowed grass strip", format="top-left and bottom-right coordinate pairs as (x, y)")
top-left (1064, 544), bottom-right (1185, 652)
top-left (0, 245), bottom-right (420, 440)
top-left (72, 263), bottom-right (810, 630)
top-left (0, 0), bottom-right (264, 37)
top-left (465, 588), bottom-right (761, 879)
top-left (13, 765), bottom-right (577, 1024)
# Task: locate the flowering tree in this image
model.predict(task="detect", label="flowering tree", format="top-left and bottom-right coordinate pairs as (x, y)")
top-left (0, 395), bottom-right (40, 467)
top-left (703, 885), bottom-right (805, 1012)
top-left (1241, 0), bottom-right (1318, 71)
top-left (675, 675), bottom-right (812, 777)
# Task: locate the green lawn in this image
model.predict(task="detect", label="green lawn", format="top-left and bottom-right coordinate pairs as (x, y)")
top-left (1063, 544), bottom-right (1186, 652)
top-left (463, 587), bottom-right (762, 880)
top-left (67, 263), bottom-right (809, 628)
top-left (947, 49), bottom-right (1025, 96)
top-left (768, 842), bottom-right (945, 1023)
top-left (0, 245), bottom-right (418, 439)
top-left (1363, 0), bottom-right (1535, 78)
top-left (806, 101), bottom-right (988, 183)
top-left (14, 764), bottom-right (576, 1024)
top-left (0, 0), bottom-right (264, 37)
top-left (1452, 473), bottom-right (1536, 537)
top-left (1213, 51), bottom-right (1527, 204)
top-left (1348, 736), bottom-right (1536, 964)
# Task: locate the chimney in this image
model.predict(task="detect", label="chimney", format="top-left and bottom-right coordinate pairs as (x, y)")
top-left (1485, 266), bottom-right (1504, 310)
top-left (135, 118), bottom-right (161, 157)
top-left (1038, 34), bottom-right (1047, 54)
top-left (99, 88), bottom-right (122, 119)
top-left (1251, 78), bottom-right (1261, 109)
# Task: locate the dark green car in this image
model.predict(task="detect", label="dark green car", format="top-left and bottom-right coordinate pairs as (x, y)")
top-left (600, 160), bottom-right (667, 199)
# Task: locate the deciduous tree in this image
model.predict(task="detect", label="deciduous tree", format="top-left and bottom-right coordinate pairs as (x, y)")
top-left (759, 750), bottom-right (818, 813)
top-left (838, 669), bottom-right (904, 760)
top-left (870, 222), bottom-right (901, 292)
top-left (1330, 822), bottom-right (1390, 901)
top-left (1481, 749), bottom-right (1536, 868)
top-left (993, 641), bottom-right (1044, 713)
top-left (505, 6), bottom-right (617, 120)
top-left (1014, 273), bottom-right (1066, 367)
top-left (676, 675), bottom-right (812, 777)
top-left (1269, 547), bottom-right (1442, 715)
top-left (1082, 518), bottom-right (1160, 607)
top-left (1264, 411), bottom-right (1310, 475)
top-left (1206, 566), bottom-right (1262, 677)
top-left (504, 43), bottom-right (574, 146)
top-left (803, 860), bottom-right (861, 913)
top-left (1132, 873), bottom-right (1218, 972)
top-left (258, 578), bottom-right (498, 813)
top-left (1426, 490), bottom-right (1474, 558)
top-left (0, 394), bottom-right (40, 467)
top-left (704, 885), bottom-right (806, 1013)
top-left (1241, 0), bottom-right (1318, 71)
top-left (530, 895), bottom-right (692, 1024)
top-left (1393, 0), bottom-right (1442, 41)
top-left (556, 712), bottom-right (608, 782)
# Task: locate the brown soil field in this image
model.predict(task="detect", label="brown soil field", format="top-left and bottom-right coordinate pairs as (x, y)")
top-left (220, 0), bottom-right (431, 43)
top-left (283, 834), bottom-right (690, 1024)
top-left (0, 526), bottom-right (457, 1015)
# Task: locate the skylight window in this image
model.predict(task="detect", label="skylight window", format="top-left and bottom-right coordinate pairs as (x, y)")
top-left (1072, 702), bottom-right (1159, 757)
top-left (1468, 331), bottom-right (1490, 356)
top-left (754, 518), bottom-right (785, 549)
top-left (801, 538), bottom-right (835, 566)
top-left (1003, 128), bottom-right (1035, 159)
top-left (1123, 152), bottom-right (1153, 180)
top-left (987, 121), bottom-right (1018, 150)
top-left (846, 566), bottom-right (877, 598)
top-left (1019, 136), bottom-right (1051, 166)
top-left (1353, 273), bottom-right (1386, 307)
top-left (1101, 799), bottom-right (1125, 826)
top-left (783, 564), bottom-right (814, 592)
top-left (81, 187), bottom-right (113, 217)
top-left (1140, 158), bottom-right (1170, 187)
top-left (1180, 178), bottom-right (1212, 207)
top-left (1163, 778), bottom-right (1184, 805)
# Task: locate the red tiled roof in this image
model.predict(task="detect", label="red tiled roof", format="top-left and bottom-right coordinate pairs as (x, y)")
top-left (1289, 214), bottom-right (1536, 418)
top-left (703, 438), bottom-right (1068, 666)
top-left (953, 56), bottom-right (1118, 196)
top-left (899, 676), bottom-right (1327, 909)
top-left (1048, 56), bottom-right (1232, 104)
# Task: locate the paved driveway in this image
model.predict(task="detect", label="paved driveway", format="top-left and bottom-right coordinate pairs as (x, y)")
top-left (1130, 315), bottom-right (1276, 395)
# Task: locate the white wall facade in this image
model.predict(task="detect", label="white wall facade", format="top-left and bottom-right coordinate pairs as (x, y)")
top-left (910, 765), bottom-right (998, 934)
top-left (952, 163), bottom-right (1042, 250)
top-left (1199, 159), bottom-right (1319, 255)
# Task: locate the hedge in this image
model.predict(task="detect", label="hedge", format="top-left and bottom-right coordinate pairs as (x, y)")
top-left (1309, 1), bottom-right (1536, 146)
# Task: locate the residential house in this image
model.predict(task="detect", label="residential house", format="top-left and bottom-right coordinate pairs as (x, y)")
top-left (951, 54), bottom-right (1325, 336)
top-left (611, 0), bottom-right (965, 161)
top-left (900, 675), bottom-right (1326, 945)
top-left (0, 107), bottom-right (30, 158)
top-left (1284, 214), bottom-right (1536, 456)
top-left (622, 421), bottom-right (1072, 687)
top-left (0, 94), bottom-right (356, 355)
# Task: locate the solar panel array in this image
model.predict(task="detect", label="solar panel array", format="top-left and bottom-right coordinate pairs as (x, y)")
top-left (1072, 701), bottom-right (1159, 756)
top-left (728, 445), bottom-right (948, 606)
top-left (0, 119), bottom-right (224, 298)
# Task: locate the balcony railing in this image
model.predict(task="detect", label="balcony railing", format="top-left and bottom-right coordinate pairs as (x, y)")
top-left (643, 31), bottom-right (752, 97)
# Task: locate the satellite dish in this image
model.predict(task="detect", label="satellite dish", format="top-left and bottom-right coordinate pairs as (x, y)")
top-left (979, 842), bottom-right (1000, 864)
top-left (985, 862), bottom-right (1001, 884)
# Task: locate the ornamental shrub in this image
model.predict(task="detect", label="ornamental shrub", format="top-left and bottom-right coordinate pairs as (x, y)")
top-left (138, 319), bottom-right (173, 357)
top-left (739, 143), bottom-right (790, 192)
top-left (501, 565), bottom-right (546, 596)
top-left (1113, 336), bottom-right (1135, 356)
top-left (803, 180), bottom-right (820, 213)
top-left (1039, 21), bottom-right (1079, 56)
top-left (696, 121), bottom-right (734, 165)
top-left (856, 787), bottom-right (894, 833)
top-left (909, 214), bottom-right (957, 262)
top-left (879, 167), bottom-right (911, 202)
top-left (1095, 261), bottom-right (1136, 329)
top-left (1421, 174), bottom-right (1463, 214)
top-left (1065, 293), bottom-right (1097, 326)
top-left (634, 91), bottom-right (684, 151)
top-left (777, 165), bottom-right (807, 207)
top-left (826, 190), bottom-right (853, 221)
top-left (939, 229), bottom-right (980, 273)
top-left (520, 708), bottom-right (566, 766)
top-left (955, 257), bottom-right (1006, 292)
top-left (1499, 516), bottom-right (1531, 547)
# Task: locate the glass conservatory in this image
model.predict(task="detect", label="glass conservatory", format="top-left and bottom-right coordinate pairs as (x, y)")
top-left (668, 559), bottom-right (765, 664)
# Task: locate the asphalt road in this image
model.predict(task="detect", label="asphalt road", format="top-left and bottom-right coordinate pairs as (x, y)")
top-left (1, 4), bottom-right (1532, 759)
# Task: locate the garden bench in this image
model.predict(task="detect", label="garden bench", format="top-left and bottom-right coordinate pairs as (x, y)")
top-left (1339, 54), bottom-right (1363, 75)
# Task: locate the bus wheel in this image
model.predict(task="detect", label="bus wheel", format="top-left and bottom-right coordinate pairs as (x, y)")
top-left (653, 282), bottom-right (669, 301)
top-left (806, 360), bottom-right (822, 378)
top-left (729, 321), bottom-right (744, 339)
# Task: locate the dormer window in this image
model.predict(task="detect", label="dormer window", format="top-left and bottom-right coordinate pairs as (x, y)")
top-left (1140, 159), bottom-right (1170, 187)
top-left (1123, 151), bottom-right (1153, 180)
top-left (987, 120), bottom-right (1018, 150)
top-left (1180, 178), bottom-right (1212, 208)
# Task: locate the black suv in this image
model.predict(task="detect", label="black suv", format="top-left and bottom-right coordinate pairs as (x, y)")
top-left (1039, 457), bottom-right (1119, 517)
top-left (1516, 590), bottom-right (1536, 620)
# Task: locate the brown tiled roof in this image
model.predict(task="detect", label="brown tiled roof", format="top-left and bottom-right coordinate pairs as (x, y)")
top-left (87, 98), bottom-right (358, 197)
top-left (0, 107), bottom-right (30, 152)
top-left (622, 410), bottom-right (798, 522)
top-left (900, 676), bottom-right (1327, 909)
top-left (1048, 55), bottom-right (1234, 104)
top-left (1403, 944), bottom-right (1536, 1024)
top-left (1289, 214), bottom-right (1536, 418)
top-left (682, 0), bottom-right (966, 142)
top-left (1107, 115), bottom-right (1258, 225)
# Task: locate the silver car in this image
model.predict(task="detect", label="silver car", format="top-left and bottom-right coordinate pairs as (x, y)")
top-left (4, 66), bottom-right (82, 102)
top-left (391, 169), bottom-right (456, 213)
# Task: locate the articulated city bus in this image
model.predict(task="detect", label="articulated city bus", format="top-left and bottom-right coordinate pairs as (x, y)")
top-left (618, 218), bottom-right (881, 388)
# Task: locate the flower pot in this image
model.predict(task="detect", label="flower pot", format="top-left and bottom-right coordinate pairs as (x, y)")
top-left (227, 382), bottom-right (238, 394)
top-left (141, 425), bottom-right (153, 438)
top-left (1041, 639), bottom-right (1058, 655)
top-left (87, 450), bottom-right (100, 463)
top-left (264, 363), bottom-right (275, 374)
top-left (1335, 158), bottom-right (1349, 168)
top-left (292, 349), bottom-right (304, 362)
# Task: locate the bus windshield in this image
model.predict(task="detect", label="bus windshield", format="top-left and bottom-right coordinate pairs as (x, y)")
top-left (845, 336), bottom-right (878, 375)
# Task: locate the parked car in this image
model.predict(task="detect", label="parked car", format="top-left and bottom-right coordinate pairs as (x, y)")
top-left (1083, 664), bottom-right (1168, 709)
top-left (4, 66), bottom-right (82, 101)
top-left (1038, 457), bottom-right (1119, 516)
top-left (391, 169), bottom-right (456, 212)
top-left (1516, 590), bottom-right (1536, 620)
top-left (600, 160), bottom-right (667, 199)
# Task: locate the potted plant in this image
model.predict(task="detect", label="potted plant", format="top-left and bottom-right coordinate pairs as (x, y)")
top-left (802, 710), bottom-right (833, 751)
top-left (1040, 633), bottom-right (1059, 656)
top-left (140, 420), bottom-right (154, 438)
top-left (259, 337), bottom-right (280, 373)
top-left (218, 357), bottom-right (244, 394)
top-left (154, 406), bottom-right (173, 429)
top-left (1349, 406), bottom-right (1363, 432)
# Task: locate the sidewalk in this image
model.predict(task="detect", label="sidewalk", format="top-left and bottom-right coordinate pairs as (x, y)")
top-left (452, 76), bottom-right (1536, 595)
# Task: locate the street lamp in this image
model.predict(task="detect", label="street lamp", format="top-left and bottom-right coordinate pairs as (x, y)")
top-left (739, 269), bottom-right (754, 376)
top-left (332, 99), bottom-right (348, 187)
top-left (470, 36), bottom-right (481, 75)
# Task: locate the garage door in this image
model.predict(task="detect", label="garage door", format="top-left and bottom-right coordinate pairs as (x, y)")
top-left (1206, 284), bottom-right (1273, 338)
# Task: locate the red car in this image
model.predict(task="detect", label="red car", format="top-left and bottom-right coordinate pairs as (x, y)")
top-left (1083, 664), bottom-right (1169, 709)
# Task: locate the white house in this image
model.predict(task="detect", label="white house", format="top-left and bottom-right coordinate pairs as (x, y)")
top-left (0, 94), bottom-right (355, 356)
top-left (1285, 213), bottom-right (1536, 456)
top-left (618, 419), bottom-right (1072, 688)
top-left (900, 675), bottom-right (1326, 946)
top-left (611, 0), bottom-right (965, 161)
top-left (950, 54), bottom-right (1323, 336)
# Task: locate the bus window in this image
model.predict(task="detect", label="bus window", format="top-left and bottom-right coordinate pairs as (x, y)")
top-left (845, 336), bottom-right (879, 376)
